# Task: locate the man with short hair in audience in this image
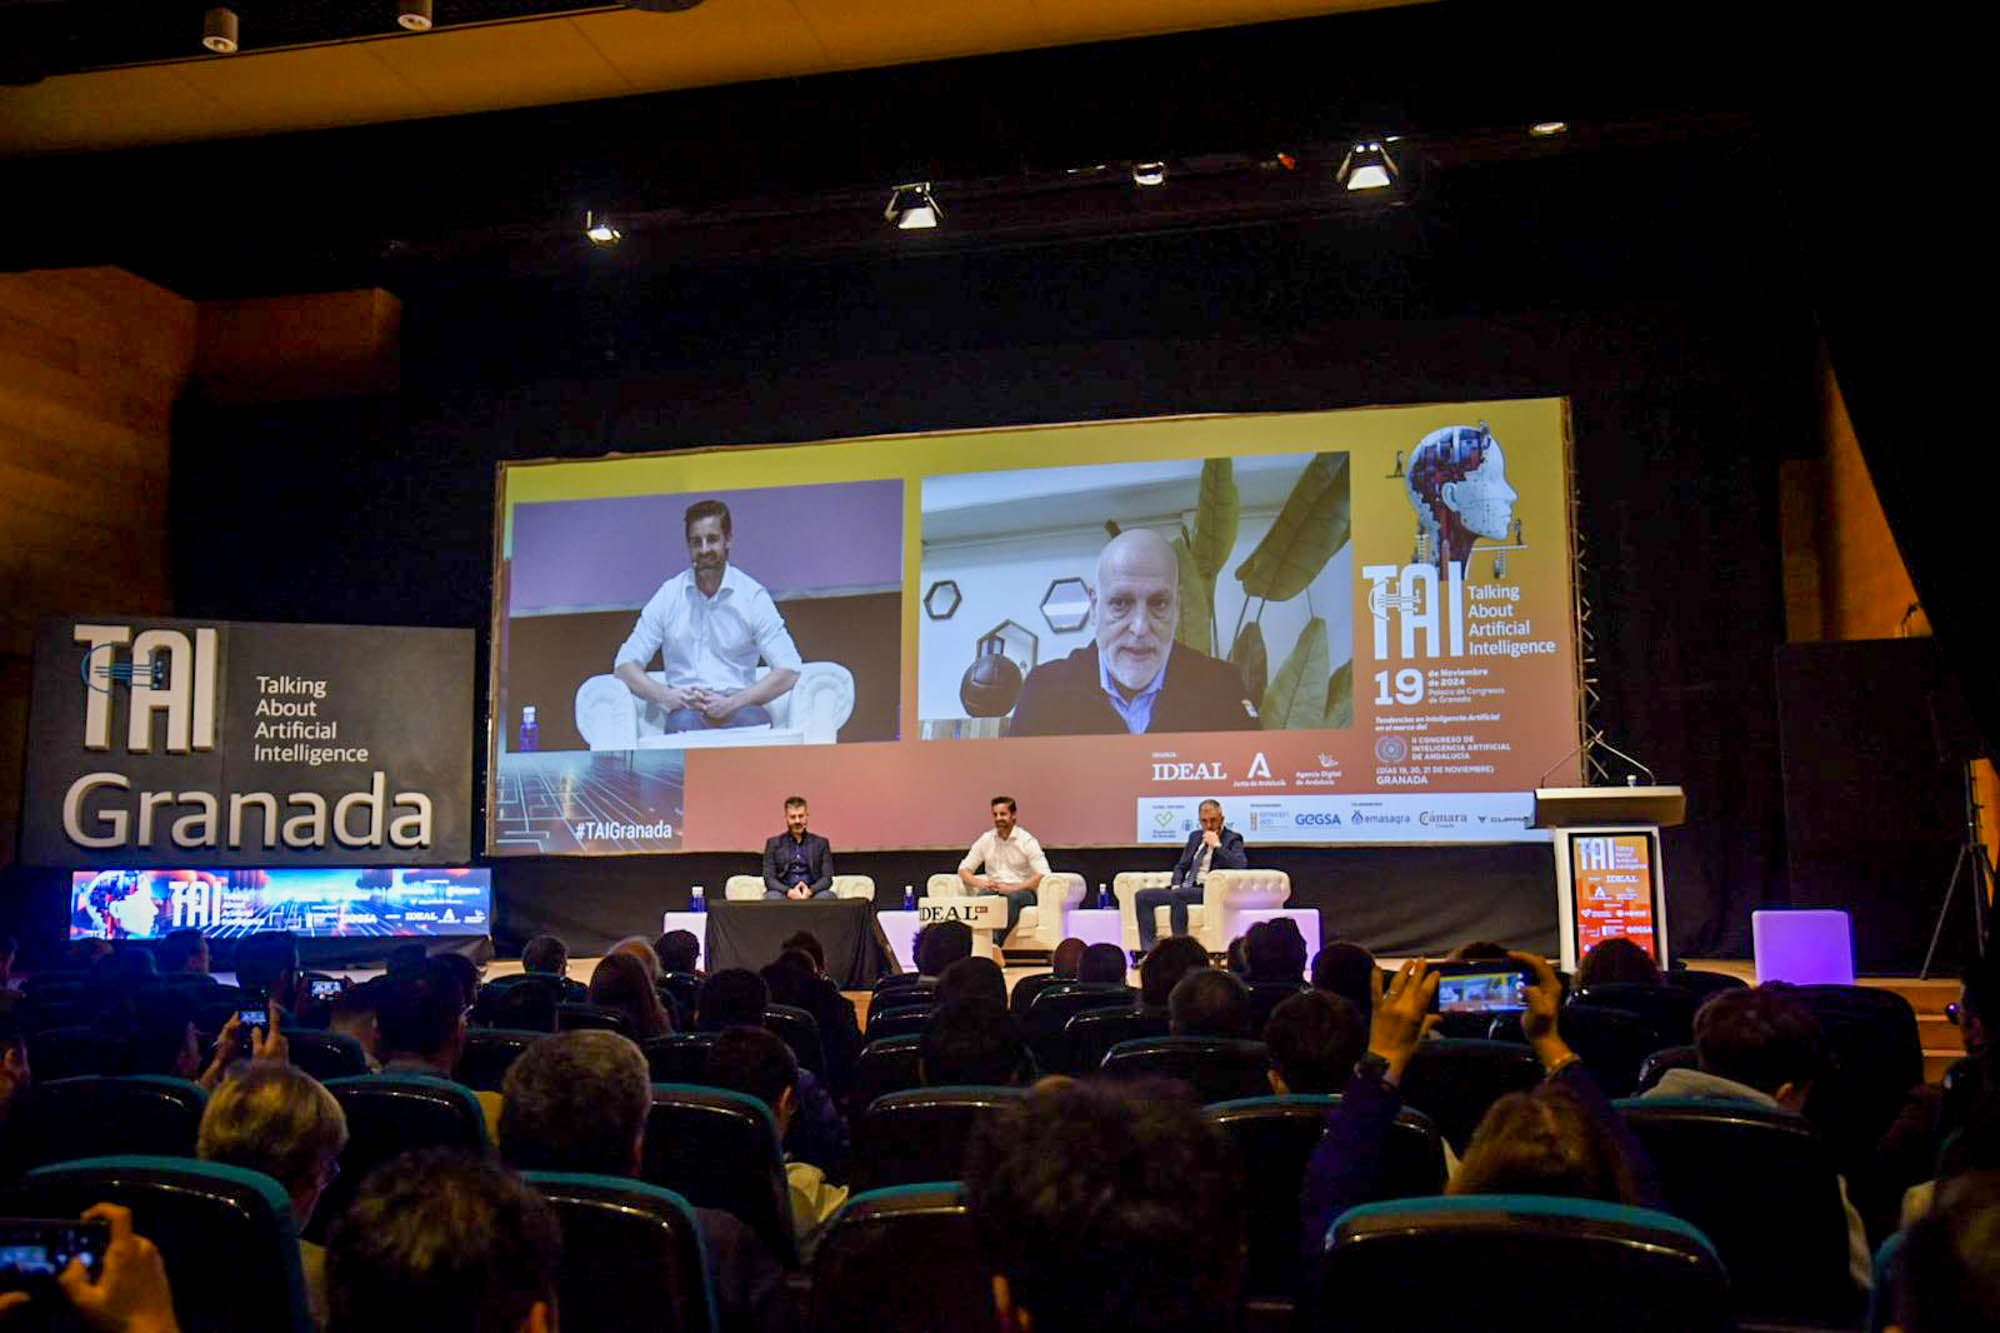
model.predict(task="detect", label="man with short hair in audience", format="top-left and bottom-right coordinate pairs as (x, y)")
top-left (235, 930), bottom-right (306, 1014)
top-left (1168, 967), bottom-right (1252, 1039)
top-left (920, 997), bottom-right (1028, 1086)
top-left (936, 956), bottom-right (1008, 1010)
top-left (328, 978), bottom-right (384, 1070)
top-left (327, 1149), bottom-right (560, 1333)
top-left (377, 959), bottom-right (469, 1080)
top-left (1264, 990), bottom-right (1365, 1094)
top-left (157, 927), bottom-right (210, 977)
top-left (966, 1078), bottom-right (1245, 1333)
top-left (1641, 983), bottom-right (1871, 1290)
top-left (519, 934), bottom-right (568, 979)
top-left (1076, 942), bottom-right (1127, 986)
top-left (1244, 917), bottom-right (1308, 983)
top-left (656, 929), bottom-right (702, 976)
top-left (1011, 937), bottom-right (1084, 1015)
top-left (698, 969), bottom-right (846, 1171)
top-left (498, 1029), bottom-right (796, 1333)
top-left (384, 941), bottom-right (428, 976)
top-left (198, 1062), bottom-right (348, 1326)
top-left (916, 919), bottom-right (973, 978)
top-left (706, 1025), bottom-right (848, 1256)
top-left (1139, 936), bottom-right (1210, 1013)
top-left (1311, 941), bottom-right (1379, 1025)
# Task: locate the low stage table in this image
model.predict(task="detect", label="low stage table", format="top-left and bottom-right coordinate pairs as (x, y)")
top-left (669, 899), bottom-right (896, 988)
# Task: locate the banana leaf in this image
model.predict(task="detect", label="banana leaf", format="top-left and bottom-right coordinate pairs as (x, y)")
top-left (1262, 615), bottom-right (1330, 730)
top-left (1190, 458), bottom-right (1239, 581)
top-left (1234, 453), bottom-right (1352, 602)
top-left (1170, 535), bottom-right (1213, 655)
top-left (1229, 620), bottom-right (1268, 701)
top-left (1325, 660), bottom-right (1353, 728)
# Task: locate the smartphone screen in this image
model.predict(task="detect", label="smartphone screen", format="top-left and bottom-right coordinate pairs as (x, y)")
top-left (0, 1219), bottom-right (109, 1290)
top-left (309, 979), bottom-right (346, 1000)
top-left (1434, 967), bottom-right (1530, 1015)
top-left (240, 1007), bottom-right (269, 1028)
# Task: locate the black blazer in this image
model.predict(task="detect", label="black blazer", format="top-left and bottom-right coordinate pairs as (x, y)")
top-left (1009, 644), bottom-right (1257, 737)
top-left (1170, 826), bottom-right (1248, 890)
top-left (762, 832), bottom-right (834, 895)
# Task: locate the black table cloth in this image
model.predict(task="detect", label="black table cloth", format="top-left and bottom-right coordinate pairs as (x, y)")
top-left (702, 898), bottom-right (895, 988)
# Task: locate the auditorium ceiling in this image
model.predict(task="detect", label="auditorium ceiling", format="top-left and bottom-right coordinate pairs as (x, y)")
top-left (0, 0), bottom-right (1426, 157)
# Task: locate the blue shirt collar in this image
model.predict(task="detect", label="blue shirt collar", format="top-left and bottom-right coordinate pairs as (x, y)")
top-left (1097, 643), bottom-right (1171, 734)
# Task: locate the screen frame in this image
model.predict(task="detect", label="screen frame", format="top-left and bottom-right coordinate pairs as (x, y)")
top-left (1551, 824), bottom-right (1670, 973)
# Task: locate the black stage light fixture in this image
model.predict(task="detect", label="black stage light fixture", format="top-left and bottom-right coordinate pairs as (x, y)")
top-left (201, 6), bottom-right (238, 53)
top-left (883, 182), bottom-right (941, 230)
top-left (398, 1), bottom-right (435, 32)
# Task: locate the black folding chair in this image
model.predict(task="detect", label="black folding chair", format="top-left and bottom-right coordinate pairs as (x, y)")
top-left (524, 1172), bottom-right (717, 1333)
top-left (848, 1086), bottom-right (1023, 1193)
top-left (809, 1184), bottom-right (988, 1333)
top-left (643, 1084), bottom-right (799, 1268)
top-left (1099, 1036), bottom-right (1272, 1104)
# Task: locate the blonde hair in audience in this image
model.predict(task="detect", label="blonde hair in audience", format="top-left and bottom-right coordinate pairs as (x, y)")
top-left (198, 1063), bottom-right (348, 1194)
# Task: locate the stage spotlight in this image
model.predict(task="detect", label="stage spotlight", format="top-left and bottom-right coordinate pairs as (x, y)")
top-left (1132, 161), bottom-right (1167, 187)
top-left (884, 182), bottom-right (942, 231)
top-left (398, 1), bottom-right (435, 32)
top-left (1530, 120), bottom-right (1569, 137)
top-left (201, 7), bottom-right (239, 53)
top-left (583, 211), bottom-right (622, 246)
top-left (1335, 140), bottom-right (1398, 192)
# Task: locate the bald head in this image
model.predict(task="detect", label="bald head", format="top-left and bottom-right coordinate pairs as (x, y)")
top-left (1095, 529), bottom-right (1180, 696)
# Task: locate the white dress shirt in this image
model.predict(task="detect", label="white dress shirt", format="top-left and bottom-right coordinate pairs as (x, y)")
top-left (614, 563), bottom-right (803, 691)
top-left (958, 827), bottom-right (1052, 887)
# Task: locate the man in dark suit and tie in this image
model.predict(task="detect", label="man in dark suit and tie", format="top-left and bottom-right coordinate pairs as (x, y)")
top-left (1135, 799), bottom-right (1247, 955)
top-left (762, 796), bottom-right (835, 900)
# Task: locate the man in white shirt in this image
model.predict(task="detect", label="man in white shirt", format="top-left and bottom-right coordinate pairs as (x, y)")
top-left (958, 795), bottom-right (1050, 937)
top-left (612, 499), bottom-right (804, 733)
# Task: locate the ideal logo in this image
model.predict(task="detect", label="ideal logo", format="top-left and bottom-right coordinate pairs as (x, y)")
top-left (1153, 761), bottom-right (1229, 781)
top-left (1245, 752), bottom-right (1272, 780)
top-left (76, 624), bottom-right (219, 754)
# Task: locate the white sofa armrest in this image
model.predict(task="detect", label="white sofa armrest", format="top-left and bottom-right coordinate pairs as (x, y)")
top-left (575, 674), bottom-right (641, 751)
top-left (1113, 871), bottom-right (1173, 952)
top-left (831, 875), bottom-right (875, 901)
top-left (1199, 869), bottom-right (1292, 953)
top-left (786, 662), bottom-right (856, 745)
top-left (723, 875), bottom-right (765, 901)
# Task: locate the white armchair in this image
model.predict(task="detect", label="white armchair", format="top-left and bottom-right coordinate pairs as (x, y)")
top-left (926, 872), bottom-right (1085, 952)
top-left (1112, 868), bottom-right (1292, 954)
top-left (723, 874), bottom-right (876, 902)
top-left (574, 662), bottom-right (855, 751)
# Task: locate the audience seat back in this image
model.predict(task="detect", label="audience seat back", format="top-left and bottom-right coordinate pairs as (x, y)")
top-left (1397, 1039), bottom-right (1543, 1154)
top-left (1246, 981), bottom-right (1312, 1038)
top-left (284, 1030), bottom-right (372, 1083)
top-left (20, 1155), bottom-right (312, 1333)
top-left (1635, 1043), bottom-right (1696, 1093)
top-left (660, 971), bottom-right (703, 1022)
top-left (1060, 1007), bottom-right (1168, 1074)
top-left (1665, 968), bottom-right (1746, 1000)
top-left (524, 1172), bottom-right (717, 1333)
top-left (315, 1074), bottom-right (490, 1242)
top-left (848, 1035), bottom-right (925, 1115)
top-left (457, 1028), bottom-right (546, 1092)
top-left (764, 1003), bottom-right (827, 1078)
top-left (1791, 983), bottom-right (1924, 1169)
top-left (1023, 983), bottom-right (1139, 1044)
top-left (1569, 983), bottom-right (1699, 1046)
top-left (808, 1184), bottom-right (986, 1333)
top-left (860, 1008), bottom-right (930, 1045)
top-left (644, 1032), bottom-right (719, 1085)
top-left (849, 1086), bottom-right (1024, 1193)
top-left (1489, 1006), bottom-right (1664, 1099)
top-left (1320, 1194), bottom-right (1729, 1332)
top-left (482, 976), bottom-right (563, 1032)
top-left (1208, 1094), bottom-right (1445, 1300)
top-left (643, 1083), bottom-right (799, 1268)
top-left (3, 1075), bottom-right (205, 1175)
top-left (1100, 1036), bottom-right (1271, 1104)
top-left (1618, 1097), bottom-right (1863, 1325)
top-left (557, 1001), bottom-right (634, 1035)
top-left (869, 974), bottom-right (931, 1000)
top-left (23, 1023), bottom-right (116, 1082)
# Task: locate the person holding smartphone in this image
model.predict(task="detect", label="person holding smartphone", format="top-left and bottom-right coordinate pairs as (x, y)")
top-left (0, 1203), bottom-right (181, 1332)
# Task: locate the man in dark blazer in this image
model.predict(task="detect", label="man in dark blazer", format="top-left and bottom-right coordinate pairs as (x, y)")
top-left (762, 796), bottom-right (835, 900)
top-left (1007, 529), bottom-right (1257, 738)
top-left (1135, 799), bottom-right (1247, 954)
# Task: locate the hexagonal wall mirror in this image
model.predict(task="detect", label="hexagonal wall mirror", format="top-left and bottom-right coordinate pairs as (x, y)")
top-left (1040, 576), bottom-right (1090, 633)
top-left (924, 579), bottom-right (962, 620)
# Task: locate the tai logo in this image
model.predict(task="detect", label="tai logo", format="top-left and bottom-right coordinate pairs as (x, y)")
top-left (1245, 752), bottom-right (1273, 780)
top-left (75, 623), bottom-right (219, 754)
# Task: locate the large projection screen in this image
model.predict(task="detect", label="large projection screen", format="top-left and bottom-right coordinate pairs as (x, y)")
top-left (488, 401), bottom-right (1580, 854)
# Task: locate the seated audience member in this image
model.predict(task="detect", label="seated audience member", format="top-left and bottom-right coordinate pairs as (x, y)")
top-left (1882, 955), bottom-right (2000, 1217)
top-left (1140, 937), bottom-right (1211, 1013)
top-left (376, 960), bottom-right (469, 1080)
top-left (1311, 941), bottom-right (1379, 1025)
top-left (936, 957), bottom-right (1008, 1010)
top-left (1244, 918), bottom-right (1309, 985)
top-left (519, 935), bottom-right (569, 978)
top-left (236, 930), bottom-right (306, 1013)
top-left (198, 1063), bottom-right (348, 1326)
top-left (1445, 939), bottom-right (1512, 962)
top-left (498, 1030), bottom-right (796, 1333)
top-left (762, 942), bottom-right (861, 1095)
top-left (66, 938), bottom-right (114, 971)
top-left (656, 929), bottom-right (703, 977)
top-left (158, 927), bottom-right (211, 977)
top-left (916, 920), bottom-right (974, 978)
top-left (328, 1149), bottom-right (560, 1333)
top-left (1301, 953), bottom-right (1659, 1274)
top-left (433, 953), bottom-right (483, 1011)
top-left (920, 997), bottom-right (1029, 1087)
top-left (590, 952), bottom-right (674, 1039)
top-left (1076, 943), bottom-right (1128, 986)
top-left (779, 931), bottom-right (825, 973)
top-left (1890, 1169), bottom-right (2000, 1332)
top-left (706, 1026), bottom-right (848, 1255)
top-left (611, 936), bottom-right (664, 983)
top-left (0, 1011), bottom-right (29, 1130)
top-left (1264, 990), bottom-right (1365, 1095)
top-left (0, 1204), bottom-right (182, 1330)
top-left (1643, 984), bottom-right (1869, 1288)
top-left (112, 992), bottom-right (278, 1089)
top-left (965, 1078), bottom-right (1245, 1333)
top-left (1576, 935), bottom-right (1663, 989)
top-left (384, 941), bottom-right (429, 977)
top-left (1168, 968), bottom-right (1252, 1039)
top-left (1225, 935), bottom-right (1250, 977)
top-left (328, 979), bottom-right (384, 1069)
top-left (699, 970), bottom-right (846, 1171)
top-left (1011, 937), bottom-right (1085, 1015)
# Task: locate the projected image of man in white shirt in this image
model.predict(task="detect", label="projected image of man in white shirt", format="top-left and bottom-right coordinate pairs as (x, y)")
top-left (613, 499), bottom-right (804, 732)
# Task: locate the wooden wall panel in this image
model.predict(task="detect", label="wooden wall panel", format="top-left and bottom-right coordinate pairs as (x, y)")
top-left (195, 289), bottom-right (401, 403)
top-left (0, 267), bottom-right (192, 869)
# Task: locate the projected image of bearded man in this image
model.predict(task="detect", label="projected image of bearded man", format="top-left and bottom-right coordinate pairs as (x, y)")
top-left (1009, 528), bottom-right (1254, 737)
top-left (613, 498), bottom-right (803, 733)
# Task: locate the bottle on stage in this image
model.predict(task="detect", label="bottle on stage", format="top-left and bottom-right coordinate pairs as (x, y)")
top-left (1097, 882), bottom-right (1110, 909)
top-left (691, 884), bottom-right (705, 914)
top-left (903, 883), bottom-right (915, 910)
top-left (518, 705), bottom-right (539, 753)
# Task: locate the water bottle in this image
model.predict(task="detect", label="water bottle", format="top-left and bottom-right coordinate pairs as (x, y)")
top-left (690, 884), bottom-right (705, 914)
top-left (518, 705), bottom-right (539, 753)
top-left (902, 883), bottom-right (916, 911)
top-left (1097, 881), bottom-right (1110, 910)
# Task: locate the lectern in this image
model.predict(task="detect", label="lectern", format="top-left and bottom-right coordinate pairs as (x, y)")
top-left (1534, 786), bottom-right (1686, 972)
